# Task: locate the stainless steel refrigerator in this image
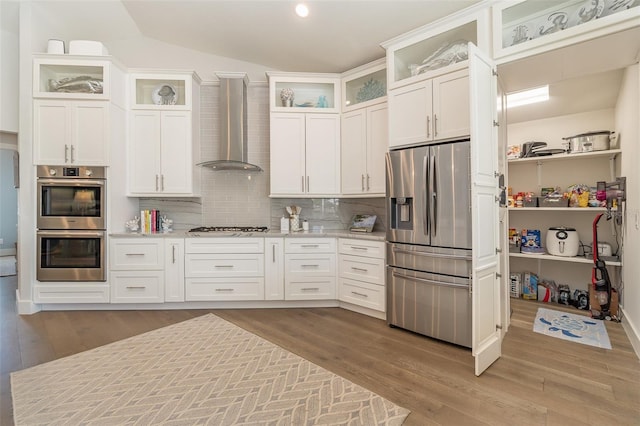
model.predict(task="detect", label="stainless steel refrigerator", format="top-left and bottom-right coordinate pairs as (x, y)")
top-left (386, 139), bottom-right (472, 347)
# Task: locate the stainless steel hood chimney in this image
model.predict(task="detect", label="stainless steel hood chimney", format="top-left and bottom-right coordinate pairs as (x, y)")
top-left (198, 73), bottom-right (262, 172)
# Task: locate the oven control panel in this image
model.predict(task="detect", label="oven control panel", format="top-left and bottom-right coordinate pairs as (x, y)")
top-left (38, 165), bottom-right (105, 179)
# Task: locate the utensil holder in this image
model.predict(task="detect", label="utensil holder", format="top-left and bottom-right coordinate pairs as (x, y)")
top-left (290, 215), bottom-right (300, 232)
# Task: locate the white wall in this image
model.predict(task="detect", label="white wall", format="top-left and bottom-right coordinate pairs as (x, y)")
top-left (616, 64), bottom-right (640, 355)
top-left (1, 0), bottom-right (19, 133)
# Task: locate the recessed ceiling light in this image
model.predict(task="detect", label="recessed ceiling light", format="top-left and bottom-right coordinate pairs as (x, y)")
top-left (295, 3), bottom-right (309, 18)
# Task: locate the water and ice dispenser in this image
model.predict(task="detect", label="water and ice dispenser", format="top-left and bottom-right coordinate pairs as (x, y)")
top-left (390, 197), bottom-right (413, 230)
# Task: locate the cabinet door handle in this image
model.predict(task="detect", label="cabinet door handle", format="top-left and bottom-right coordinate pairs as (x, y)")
top-left (272, 244), bottom-right (276, 262)
top-left (351, 291), bottom-right (368, 298)
top-left (301, 176), bottom-right (305, 192)
top-left (125, 253), bottom-right (145, 256)
top-left (301, 287), bottom-right (319, 291)
top-left (350, 246), bottom-right (368, 251)
top-left (361, 174), bottom-right (365, 191)
top-left (64, 144), bottom-right (69, 163)
top-left (161, 174), bottom-right (164, 191)
top-left (126, 286), bottom-right (146, 290)
top-left (426, 116), bottom-right (431, 138)
top-left (215, 288), bottom-right (234, 292)
top-left (351, 267), bottom-right (368, 272)
top-left (214, 265), bottom-right (234, 268)
top-left (70, 145), bottom-right (75, 163)
top-left (172, 245), bottom-right (176, 264)
top-left (366, 174), bottom-right (370, 191)
top-left (434, 114), bottom-right (438, 137)
top-left (155, 175), bottom-right (159, 191)
top-left (306, 176), bottom-right (310, 193)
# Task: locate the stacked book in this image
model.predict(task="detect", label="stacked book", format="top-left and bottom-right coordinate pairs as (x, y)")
top-left (140, 209), bottom-right (162, 234)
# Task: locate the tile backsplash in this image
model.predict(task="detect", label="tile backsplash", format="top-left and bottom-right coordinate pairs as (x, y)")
top-left (141, 82), bottom-right (387, 231)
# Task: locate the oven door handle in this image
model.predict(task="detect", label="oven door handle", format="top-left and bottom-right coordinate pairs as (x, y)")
top-left (37, 178), bottom-right (105, 186)
top-left (37, 230), bottom-right (105, 237)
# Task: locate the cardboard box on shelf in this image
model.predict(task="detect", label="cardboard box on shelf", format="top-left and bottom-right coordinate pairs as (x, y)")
top-left (522, 272), bottom-right (538, 300)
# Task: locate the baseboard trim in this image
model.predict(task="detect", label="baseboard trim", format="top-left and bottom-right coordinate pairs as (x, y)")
top-left (16, 289), bottom-right (41, 315)
top-left (620, 306), bottom-right (640, 360)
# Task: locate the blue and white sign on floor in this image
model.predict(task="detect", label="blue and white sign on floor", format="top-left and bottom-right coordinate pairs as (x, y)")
top-left (533, 307), bottom-right (612, 350)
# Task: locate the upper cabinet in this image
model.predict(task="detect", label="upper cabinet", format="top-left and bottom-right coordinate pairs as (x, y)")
top-left (267, 72), bottom-right (341, 114)
top-left (127, 70), bottom-right (201, 197)
top-left (381, 5), bottom-right (491, 91)
top-left (130, 72), bottom-right (195, 110)
top-left (493, 0), bottom-right (640, 63)
top-left (33, 56), bottom-right (120, 102)
top-left (341, 59), bottom-right (387, 113)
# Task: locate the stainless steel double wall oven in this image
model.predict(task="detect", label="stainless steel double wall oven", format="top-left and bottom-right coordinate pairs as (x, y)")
top-left (37, 165), bottom-right (106, 281)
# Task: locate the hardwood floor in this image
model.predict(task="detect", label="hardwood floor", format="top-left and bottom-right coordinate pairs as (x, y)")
top-left (2, 275), bottom-right (639, 425)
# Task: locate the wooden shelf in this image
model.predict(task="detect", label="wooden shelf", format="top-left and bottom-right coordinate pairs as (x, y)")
top-left (509, 252), bottom-right (621, 267)
top-left (508, 149), bottom-right (621, 164)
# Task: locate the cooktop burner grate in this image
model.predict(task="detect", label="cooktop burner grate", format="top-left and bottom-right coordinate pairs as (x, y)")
top-left (188, 226), bottom-right (269, 233)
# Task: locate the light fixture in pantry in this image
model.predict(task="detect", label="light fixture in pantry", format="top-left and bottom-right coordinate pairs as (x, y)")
top-left (506, 85), bottom-right (549, 108)
top-left (295, 3), bottom-right (309, 17)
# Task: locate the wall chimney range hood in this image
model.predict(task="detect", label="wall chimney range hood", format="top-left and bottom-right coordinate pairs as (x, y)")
top-left (198, 73), bottom-right (262, 172)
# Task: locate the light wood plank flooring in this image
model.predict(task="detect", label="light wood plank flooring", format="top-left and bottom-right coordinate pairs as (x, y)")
top-left (2, 275), bottom-right (638, 425)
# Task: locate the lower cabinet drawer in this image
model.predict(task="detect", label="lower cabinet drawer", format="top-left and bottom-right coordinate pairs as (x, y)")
top-left (286, 254), bottom-right (336, 278)
top-left (339, 278), bottom-right (385, 312)
top-left (339, 255), bottom-right (385, 285)
top-left (285, 277), bottom-right (336, 300)
top-left (185, 254), bottom-right (264, 277)
top-left (110, 241), bottom-right (163, 270)
top-left (110, 271), bottom-right (164, 303)
top-left (185, 278), bottom-right (265, 301)
top-left (34, 284), bottom-right (110, 304)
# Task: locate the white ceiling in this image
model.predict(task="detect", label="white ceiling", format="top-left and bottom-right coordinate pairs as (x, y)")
top-left (117, 0), bottom-right (483, 73)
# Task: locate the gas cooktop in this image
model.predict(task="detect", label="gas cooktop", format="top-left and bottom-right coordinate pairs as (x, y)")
top-left (188, 226), bottom-right (269, 233)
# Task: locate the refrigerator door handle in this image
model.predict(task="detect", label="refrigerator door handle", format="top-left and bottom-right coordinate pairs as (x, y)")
top-left (429, 153), bottom-right (437, 237)
top-left (423, 154), bottom-right (429, 236)
top-left (392, 271), bottom-right (469, 289)
top-left (392, 247), bottom-right (471, 261)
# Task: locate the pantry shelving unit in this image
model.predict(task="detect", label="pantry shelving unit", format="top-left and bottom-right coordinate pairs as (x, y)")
top-left (507, 148), bottom-right (623, 290)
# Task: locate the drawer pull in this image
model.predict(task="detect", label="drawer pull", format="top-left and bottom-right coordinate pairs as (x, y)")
top-left (214, 265), bottom-right (234, 268)
top-left (126, 286), bottom-right (146, 290)
top-left (215, 288), bottom-right (234, 292)
top-left (351, 267), bottom-right (368, 272)
top-left (125, 253), bottom-right (145, 256)
top-left (301, 287), bottom-right (319, 291)
top-left (351, 291), bottom-right (368, 298)
top-left (350, 246), bottom-right (368, 251)
top-left (301, 264), bottom-right (319, 268)
top-left (301, 244), bottom-right (319, 248)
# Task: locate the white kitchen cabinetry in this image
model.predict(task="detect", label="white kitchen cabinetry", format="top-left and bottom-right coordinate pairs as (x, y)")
top-left (507, 150), bottom-right (622, 291)
top-left (164, 238), bottom-right (185, 302)
top-left (492, 0), bottom-right (640, 64)
top-left (338, 238), bottom-right (386, 314)
top-left (270, 113), bottom-right (340, 196)
top-left (109, 238), bottom-right (165, 303)
top-left (185, 238), bottom-right (265, 301)
top-left (341, 103), bottom-right (388, 196)
top-left (284, 238), bottom-right (336, 300)
top-left (34, 100), bottom-right (109, 165)
top-left (388, 67), bottom-right (469, 149)
top-left (32, 56), bottom-right (126, 166)
top-left (127, 71), bottom-right (201, 197)
top-left (265, 238), bottom-right (285, 300)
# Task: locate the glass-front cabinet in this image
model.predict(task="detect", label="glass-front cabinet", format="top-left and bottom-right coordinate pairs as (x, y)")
top-left (129, 72), bottom-right (195, 110)
top-left (33, 56), bottom-right (112, 100)
top-left (381, 6), bottom-right (490, 91)
top-left (493, 0), bottom-right (640, 62)
top-left (342, 59), bottom-right (387, 112)
top-left (267, 72), bottom-right (341, 113)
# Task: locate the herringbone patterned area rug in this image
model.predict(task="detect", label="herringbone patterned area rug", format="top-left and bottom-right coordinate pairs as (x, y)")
top-left (11, 313), bottom-right (410, 425)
